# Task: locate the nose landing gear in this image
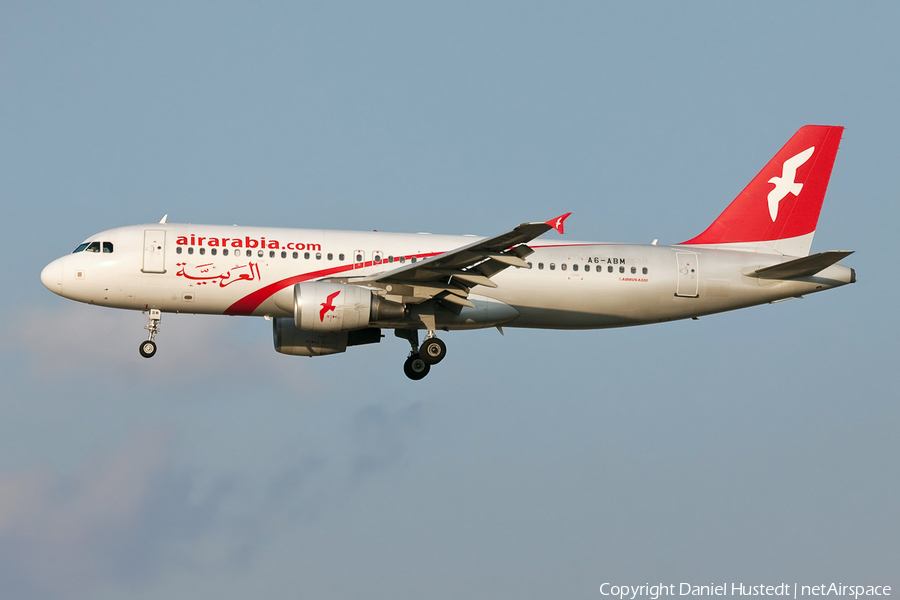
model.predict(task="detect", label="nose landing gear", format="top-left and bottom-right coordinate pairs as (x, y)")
top-left (140, 309), bottom-right (161, 358)
top-left (395, 329), bottom-right (448, 380)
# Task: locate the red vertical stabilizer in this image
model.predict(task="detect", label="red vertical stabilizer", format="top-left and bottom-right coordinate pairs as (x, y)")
top-left (681, 125), bottom-right (843, 256)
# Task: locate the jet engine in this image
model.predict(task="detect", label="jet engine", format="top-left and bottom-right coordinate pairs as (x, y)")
top-left (273, 318), bottom-right (382, 356)
top-left (293, 282), bottom-right (404, 332)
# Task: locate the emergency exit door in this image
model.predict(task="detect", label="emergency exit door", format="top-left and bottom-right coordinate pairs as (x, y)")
top-left (675, 252), bottom-right (699, 297)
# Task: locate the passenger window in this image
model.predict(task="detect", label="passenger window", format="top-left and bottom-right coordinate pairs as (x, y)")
top-left (411, 257), bottom-right (417, 263)
top-left (327, 253), bottom-right (333, 260)
top-left (538, 263), bottom-right (544, 270)
top-left (176, 247), bottom-right (183, 254)
top-left (388, 256), bottom-right (394, 263)
top-left (199, 247), bottom-right (205, 255)
top-left (356, 253), bottom-right (362, 262)
top-left (584, 264), bottom-right (590, 272)
top-left (631, 266), bottom-right (636, 274)
top-left (86, 242), bottom-right (101, 253)
top-left (269, 251), bottom-right (275, 258)
top-left (304, 252), bottom-right (310, 259)
top-left (561, 263), bottom-right (567, 271)
top-left (247, 250), bottom-right (253, 257)
top-left (72, 243), bottom-right (90, 253)
top-left (550, 263), bottom-right (555, 270)
top-left (339, 253), bottom-right (345, 261)
top-left (527, 262), bottom-right (532, 268)
top-left (399, 256), bottom-right (405, 263)
top-left (211, 248), bottom-right (217, 255)
top-left (619, 266), bottom-right (624, 273)
top-left (608, 266), bottom-right (613, 273)
top-left (642, 267), bottom-right (648, 274)
top-left (281, 251), bottom-right (286, 258)
top-left (316, 252), bottom-right (321, 260)
top-left (102, 242), bottom-right (113, 253)
top-left (374, 254), bottom-right (382, 263)
top-left (223, 248), bottom-right (229, 256)
top-left (572, 264), bottom-right (578, 272)
top-left (258, 250), bottom-right (264, 257)
top-left (188, 247), bottom-right (194, 255)
top-left (293, 251), bottom-right (298, 259)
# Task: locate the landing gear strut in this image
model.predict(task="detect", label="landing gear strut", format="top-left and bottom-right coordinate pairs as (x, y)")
top-left (140, 309), bottom-right (161, 358)
top-left (395, 329), bottom-right (447, 380)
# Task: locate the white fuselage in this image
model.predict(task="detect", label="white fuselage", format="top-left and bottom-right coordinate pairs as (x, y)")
top-left (41, 223), bottom-right (855, 330)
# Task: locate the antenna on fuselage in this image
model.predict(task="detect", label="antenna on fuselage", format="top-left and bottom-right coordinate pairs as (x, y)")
top-left (159, 214), bottom-right (168, 224)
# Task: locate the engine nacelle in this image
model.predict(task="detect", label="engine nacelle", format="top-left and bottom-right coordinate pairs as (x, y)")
top-left (293, 282), bottom-right (404, 332)
top-left (273, 318), bottom-right (382, 357)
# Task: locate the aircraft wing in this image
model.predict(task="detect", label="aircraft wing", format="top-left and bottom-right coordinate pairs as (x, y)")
top-left (333, 213), bottom-right (570, 310)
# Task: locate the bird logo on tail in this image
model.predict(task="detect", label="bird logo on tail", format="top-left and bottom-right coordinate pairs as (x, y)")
top-left (767, 146), bottom-right (814, 222)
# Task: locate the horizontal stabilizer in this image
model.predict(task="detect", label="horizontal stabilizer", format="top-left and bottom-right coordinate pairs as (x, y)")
top-left (750, 250), bottom-right (854, 280)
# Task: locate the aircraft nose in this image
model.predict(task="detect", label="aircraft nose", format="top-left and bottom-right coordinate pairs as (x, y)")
top-left (41, 259), bottom-right (63, 295)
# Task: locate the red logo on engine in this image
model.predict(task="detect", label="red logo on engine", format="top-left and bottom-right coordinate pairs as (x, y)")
top-left (319, 291), bottom-right (341, 321)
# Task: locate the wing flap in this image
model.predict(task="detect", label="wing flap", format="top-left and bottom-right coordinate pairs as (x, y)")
top-left (433, 270), bottom-right (498, 288)
top-left (473, 251), bottom-right (531, 268)
top-left (436, 292), bottom-right (476, 309)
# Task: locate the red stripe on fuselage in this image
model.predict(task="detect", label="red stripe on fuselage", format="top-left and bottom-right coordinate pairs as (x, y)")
top-left (224, 252), bottom-right (444, 315)
top-left (225, 264), bottom-right (351, 315)
top-left (224, 243), bottom-right (608, 316)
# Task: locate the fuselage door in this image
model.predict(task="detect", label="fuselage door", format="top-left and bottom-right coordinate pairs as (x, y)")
top-left (675, 252), bottom-right (699, 297)
top-left (142, 229), bottom-right (167, 274)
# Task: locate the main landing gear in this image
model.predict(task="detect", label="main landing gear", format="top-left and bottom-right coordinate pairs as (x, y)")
top-left (140, 309), bottom-right (161, 358)
top-left (396, 329), bottom-right (447, 380)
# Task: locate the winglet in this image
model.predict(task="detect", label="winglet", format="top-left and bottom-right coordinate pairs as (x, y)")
top-left (546, 212), bottom-right (571, 234)
top-left (159, 214), bottom-right (168, 224)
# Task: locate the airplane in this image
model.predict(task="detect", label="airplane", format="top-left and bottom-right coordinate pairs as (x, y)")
top-left (41, 125), bottom-right (856, 380)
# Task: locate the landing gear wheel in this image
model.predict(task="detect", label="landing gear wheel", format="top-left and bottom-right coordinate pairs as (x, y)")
top-left (403, 355), bottom-right (431, 380)
top-left (139, 339), bottom-right (157, 358)
top-left (419, 337), bottom-right (447, 365)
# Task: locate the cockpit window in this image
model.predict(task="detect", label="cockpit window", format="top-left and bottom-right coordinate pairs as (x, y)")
top-left (73, 241), bottom-right (112, 253)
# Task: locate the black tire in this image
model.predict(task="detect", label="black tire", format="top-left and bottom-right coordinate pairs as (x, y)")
top-left (139, 340), bottom-right (157, 358)
top-left (419, 338), bottom-right (447, 365)
top-left (403, 355), bottom-right (430, 380)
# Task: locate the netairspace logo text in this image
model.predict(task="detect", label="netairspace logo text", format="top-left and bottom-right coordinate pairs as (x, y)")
top-left (600, 584), bottom-right (891, 600)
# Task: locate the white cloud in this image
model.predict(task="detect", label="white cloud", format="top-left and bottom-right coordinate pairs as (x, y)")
top-left (10, 304), bottom-right (236, 373)
top-left (4, 303), bottom-right (328, 394)
top-left (0, 430), bottom-right (231, 600)
top-left (0, 399), bottom-right (426, 600)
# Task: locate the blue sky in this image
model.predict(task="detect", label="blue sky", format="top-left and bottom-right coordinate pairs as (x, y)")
top-left (1, 2), bottom-right (897, 599)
